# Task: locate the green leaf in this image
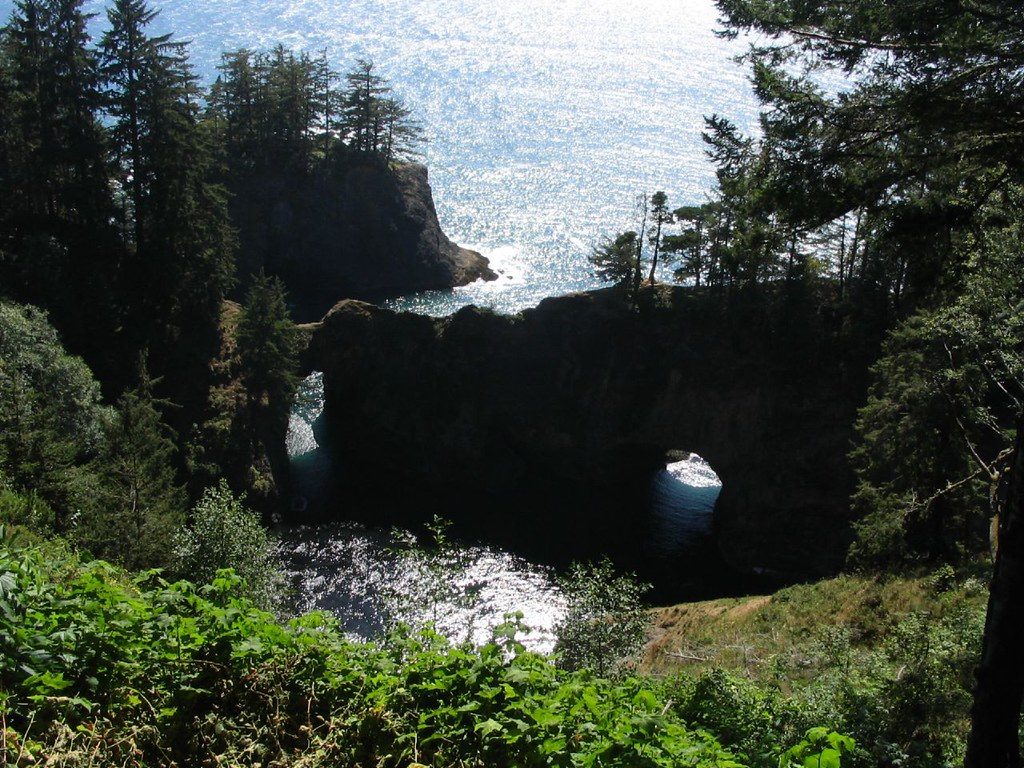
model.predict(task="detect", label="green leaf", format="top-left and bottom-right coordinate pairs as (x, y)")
top-left (530, 708), bottom-right (563, 728)
top-left (475, 718), bottom-right (504, 737)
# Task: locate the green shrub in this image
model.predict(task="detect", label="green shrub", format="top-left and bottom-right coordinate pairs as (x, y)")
top-left (780, 728), bottom-right (856, 768)
top-left (0, 302), bottom-right (112, 532)
top-left (554, 559), bottom-right (650, 677)
top-left (0, 478), bottom-right (55, 531)
top-left (0, 536), bottom-right (759, 767)
top-left (0, 301), bottom-right (110, 453)
top-left (378, 516), bottom-right (483, 640)
top-left (669, 669), bottom-right (808, 768)
top-left (173, 479), bottom-right (285, 611)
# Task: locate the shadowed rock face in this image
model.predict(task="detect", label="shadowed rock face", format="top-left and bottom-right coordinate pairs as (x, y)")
top-left (303, 285), bottom-right (871, 578)
top-left (232, 161), bottom-right (495, 322)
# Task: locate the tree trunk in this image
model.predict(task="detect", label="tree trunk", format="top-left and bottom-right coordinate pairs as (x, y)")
top-left (965, 413), bottom-right (1024, 768)
top-left (632, 198), bottom-right (648, 305)
top-left (647, 219), bottom-right (663, 284)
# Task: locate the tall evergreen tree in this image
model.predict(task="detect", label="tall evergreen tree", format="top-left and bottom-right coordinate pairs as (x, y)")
top-left (82, 363), bottom-right (184, 570)
top-left (716, 0), bottom-right (1024, 305)
top-left (236, 272), bottom-right (299, 417)
top-left (342, 58), bottom-right (388, 155)
top-left (0, 0), bottom-right (119, 366)
top-left (589, 231), bottom-right (640, 295)
top-left (101, 0), bottom-right (234, 414)
top-left (101, 0), bottom-right (171, 253)
top-left (341, 58), bottom-right (422, 160)
top-left (645, 191), bottom-right (672, 283)
top-left (666, 204), bottom-right (713, 288)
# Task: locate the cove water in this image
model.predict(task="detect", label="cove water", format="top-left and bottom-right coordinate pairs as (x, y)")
top-left (281, 373), bottom-right (724, 652)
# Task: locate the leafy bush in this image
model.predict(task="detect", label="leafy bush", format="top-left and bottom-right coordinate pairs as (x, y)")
top-left (646, 570), bottom-right (987, 767)
top-left (780, 728), bottom-right (856, 768)
top-left (554, 559), bottom-right (650, 676)
top-left (173, 479), bottom-right (286, 611)
top-left (0, 535), bottom-right (761, 768)
top-left (791, 608), bottom-right (983, 767)
top-left (669, 669), bottom-right (809, 768)
top-left (379, 515), bottom-right (482, 639)
top-left (0, 482), bottom-right (55, 531)
top-left (0, 301), bottom-right (112, 531)
top-left (0, 301), bottom-right (110, 453)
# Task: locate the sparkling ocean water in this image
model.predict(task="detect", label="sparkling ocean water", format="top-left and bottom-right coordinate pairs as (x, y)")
top-left (3, 0), bottom-right (762, 643)
top-left (50, 0), bottom-right (764, 314)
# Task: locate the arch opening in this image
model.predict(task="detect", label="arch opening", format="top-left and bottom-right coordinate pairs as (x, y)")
top-left (644, 451), bottom-right (723, 560)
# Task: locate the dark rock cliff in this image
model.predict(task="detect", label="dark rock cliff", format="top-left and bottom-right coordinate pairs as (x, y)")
top-left (231, 161), bottom-right (495, 322)
top-left (303, 284), bottom-right (873, 578)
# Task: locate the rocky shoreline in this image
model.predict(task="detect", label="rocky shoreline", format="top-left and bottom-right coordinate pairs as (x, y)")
top-left (230, 160), bottom-right (496, 322)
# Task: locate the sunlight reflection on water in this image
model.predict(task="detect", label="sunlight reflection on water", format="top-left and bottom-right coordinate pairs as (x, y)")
top-left (60, 0), bottom-right (762, 316)
top-left (280, 376), bottom-right (723, 650)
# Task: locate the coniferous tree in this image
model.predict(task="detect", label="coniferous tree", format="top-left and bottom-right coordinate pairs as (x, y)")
top-left (666, 204), bottom-right (713, 288)
top-left (208, 48), bottom-right (260, 169)
top-left (101, 0), bottom-right (234, 413)
top-left (713, 1), bottom-right (1024, 753)
top-left (0, 0), bottom-right (118, 356)
top-left (312, 49), bottom-right (339, 157)
top-left (379, 93), bottom-right (424, 161)
top-left (589, 232), bottom-right (640, 290)
top-left (236, 272), bottom-right (299, 418)
top-left (646, 191), bottom-right (672, 283)
top-left (82, 363), bottom-right (184, 570)
top-left (342, 58), bottom-right (388, 155)
top-left (341, 58), bottom-right (423, 161)
top-left (101, 0), bottom-right (161, 254)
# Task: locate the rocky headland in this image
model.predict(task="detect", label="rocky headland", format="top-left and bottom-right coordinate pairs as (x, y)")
top-left (230, 160), bottom-right (496, 321)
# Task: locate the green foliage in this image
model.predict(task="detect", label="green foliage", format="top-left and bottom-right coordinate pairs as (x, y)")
top-left (647, 190), bottom-right (674, 282)
top-left (76, 372), bottom-right (185, 570)
top-left (0, 483), bottom-right (56, 532)
top-left (0, 0), bottom-right (118, 347)
top-left (236, 271), bottom-right (300, 416)
top-left (0, 301), bottom-right (110, 453)
top-left (0, 536), bottom-right (762, 768)
top-left (713, 0), bottom-right (1024, 308)
top-left (589, 230), bottom-right (640, 287)
top-left (648, 569), bottom-right (989, 767)
top-left (0, 301), bottom-right (111, 530)
top-left (554, 559), bottom-right (650, 677)
top-left (774, 606), bottom-right (984, 768)
top-left (342, 58), bottom-right (424, 161)
top-left (780, 729), bottom-right (855, 768)
top-left (661, 606), bottom-right (982, 768)
top-left (209, 45), bottom-right (335, 172)
top-left (666, 203), bottom-right (719, 288)
top-left (173, 479), bottom-right (286, 611)
top-left (849, 208), bottom-right (1024, 567)
top-left (669, 669), bottom-right (808, 768)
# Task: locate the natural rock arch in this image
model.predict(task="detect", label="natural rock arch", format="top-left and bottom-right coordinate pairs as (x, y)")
top-left (302, 285), bottom-right (866, 577)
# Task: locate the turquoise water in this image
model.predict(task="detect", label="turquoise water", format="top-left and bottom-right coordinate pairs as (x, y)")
top-left (37, 0), bottom-right (762, 315)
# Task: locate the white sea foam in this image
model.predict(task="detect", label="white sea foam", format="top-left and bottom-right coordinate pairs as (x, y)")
top-left (666, 454), bottom-right (722, 489)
